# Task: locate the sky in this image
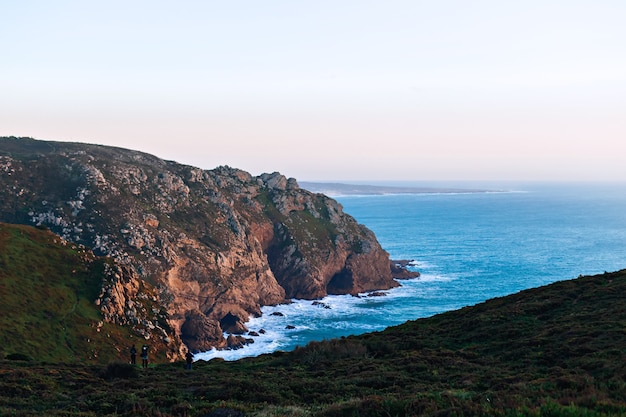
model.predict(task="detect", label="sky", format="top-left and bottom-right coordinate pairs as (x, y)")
top-left (1, 1), bottom-right (625, 182)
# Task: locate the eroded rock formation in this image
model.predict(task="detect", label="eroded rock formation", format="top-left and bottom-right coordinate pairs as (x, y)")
top-left (0, 137), bottom-right (402, 356)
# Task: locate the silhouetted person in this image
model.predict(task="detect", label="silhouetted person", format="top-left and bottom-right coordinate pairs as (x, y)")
top-left (185, 350), bottom-right (193, 370)
top-left (141, 344), bottom-right (149, 368)
top-left (130, 344), bottom-right (137, 365)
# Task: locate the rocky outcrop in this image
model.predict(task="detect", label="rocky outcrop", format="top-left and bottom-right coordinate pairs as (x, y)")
top-left (0, 137), bottom-right (400, 356)
top-left (391, 260), bottom-right (421, 280)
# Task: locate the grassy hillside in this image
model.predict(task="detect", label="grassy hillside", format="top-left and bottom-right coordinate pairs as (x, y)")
top-left (1, 264), bottom-right (625, 416)
top-left (0, 223), bottom-right (163, 363)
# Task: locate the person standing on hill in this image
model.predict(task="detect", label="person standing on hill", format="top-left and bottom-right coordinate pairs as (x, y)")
top-left (141, 344), bottom-right (149, 368)
top-left (130, 344), bottom-right (137, 365)
top-left (185, 350), bottom-right (194, 370)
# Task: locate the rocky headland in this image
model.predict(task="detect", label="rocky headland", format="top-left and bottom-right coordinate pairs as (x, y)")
top-left (0, 137), bottom-right (417, 359)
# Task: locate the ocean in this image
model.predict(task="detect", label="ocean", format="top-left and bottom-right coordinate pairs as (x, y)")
top-left (195, 182), bottom-right (626, 361)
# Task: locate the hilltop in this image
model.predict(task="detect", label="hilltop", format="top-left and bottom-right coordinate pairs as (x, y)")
top-left (1, 269), bottom-right (625, 416)
top-left (0, 136), bottom-right (413, 358)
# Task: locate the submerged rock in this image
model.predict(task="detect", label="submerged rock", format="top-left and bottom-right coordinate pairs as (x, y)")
top-left (390, 259), bottom-right (421, 279)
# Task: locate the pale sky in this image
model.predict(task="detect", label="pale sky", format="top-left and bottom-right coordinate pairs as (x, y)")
top-left (2, 1), bottom-right (625, 182)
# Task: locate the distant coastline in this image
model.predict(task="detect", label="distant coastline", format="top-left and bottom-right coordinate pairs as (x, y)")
top-left (299, 181), bottom-right (500, 196)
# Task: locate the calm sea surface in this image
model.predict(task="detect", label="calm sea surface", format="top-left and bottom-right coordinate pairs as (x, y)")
top-left (196, 182), bottom-right (626, 361)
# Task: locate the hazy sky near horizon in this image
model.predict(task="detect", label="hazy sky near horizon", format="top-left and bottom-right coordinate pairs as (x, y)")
top-left (2, 1), bottom-right (625, 182)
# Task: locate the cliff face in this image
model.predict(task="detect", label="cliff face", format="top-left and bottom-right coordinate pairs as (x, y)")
top-left (0, 137), bottom-right (398, 355)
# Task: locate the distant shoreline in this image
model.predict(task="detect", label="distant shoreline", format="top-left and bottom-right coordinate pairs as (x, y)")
top-left (299, 181), bottom-right (500, 196)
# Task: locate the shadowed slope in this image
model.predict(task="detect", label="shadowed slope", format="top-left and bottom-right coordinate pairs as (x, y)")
top-left (0, 223), bottom-right (170, 363)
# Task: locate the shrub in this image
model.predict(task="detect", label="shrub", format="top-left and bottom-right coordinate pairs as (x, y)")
top-left (5, 352), bottom-right (32, 361)
top-left (102, 361), bottom-right (139, 380)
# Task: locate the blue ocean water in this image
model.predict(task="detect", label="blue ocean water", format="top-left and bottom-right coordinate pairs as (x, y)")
top-left (195, 182), bottom-right (626, 361)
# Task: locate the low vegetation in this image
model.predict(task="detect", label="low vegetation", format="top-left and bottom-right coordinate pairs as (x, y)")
top-left (1, 223), bottom-right (626, 415)
top-left (0, 223), bottom-right (169, 363)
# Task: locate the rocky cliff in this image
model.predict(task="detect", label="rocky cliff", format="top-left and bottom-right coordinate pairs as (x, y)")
top-left (0, 137), bottom-right (403, 357)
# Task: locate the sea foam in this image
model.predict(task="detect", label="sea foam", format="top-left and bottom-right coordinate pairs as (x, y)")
top-left (195, 274), bottom-right (451, 362)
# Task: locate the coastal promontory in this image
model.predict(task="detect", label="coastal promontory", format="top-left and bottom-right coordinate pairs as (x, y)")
top-left (0, 137), bottom-right (405, 359)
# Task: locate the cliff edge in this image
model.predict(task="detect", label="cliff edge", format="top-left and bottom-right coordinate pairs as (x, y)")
top-left (0, 137), bottom-right (401, 357)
